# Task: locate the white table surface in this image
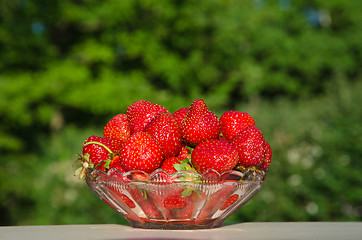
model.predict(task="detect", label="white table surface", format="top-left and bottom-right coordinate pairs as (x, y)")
top-left (1, 222), bottom-right (361, 240)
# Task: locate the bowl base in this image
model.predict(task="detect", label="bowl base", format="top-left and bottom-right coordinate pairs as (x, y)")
top-left (126, 216), bottom-right (223, 230)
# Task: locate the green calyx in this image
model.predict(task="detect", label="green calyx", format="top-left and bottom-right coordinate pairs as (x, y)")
top-left (74, 153), bottom-right (94, 180)
top-left (173, 158), bottom-right (196, 172)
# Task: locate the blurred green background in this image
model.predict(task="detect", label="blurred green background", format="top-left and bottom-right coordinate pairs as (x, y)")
top-left (1, 0), bottom-right (361, 226)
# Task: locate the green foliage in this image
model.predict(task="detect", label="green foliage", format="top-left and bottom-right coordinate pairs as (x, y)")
top-left (227, 79), bottom-right (362, 223)
top-left (0, 0), bottom-right (361, 225)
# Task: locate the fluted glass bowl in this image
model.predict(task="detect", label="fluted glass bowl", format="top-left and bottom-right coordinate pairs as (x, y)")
top-left (85, 168), bottom-right (266, 230)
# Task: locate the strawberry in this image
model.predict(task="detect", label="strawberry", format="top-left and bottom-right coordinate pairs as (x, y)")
top-left (120, 194), bottom-right (136, 209)
top-left (75, 136), bottom-right (123, 179)
top-left (117, 193), bottom-right (136, 209)
top-left (176, 197), bottom-right (194, 219)
top-left (126, 100), bottom-right (168, 134)
top-left (181, 99), bottom-right (220, 146)
top-left (103, 113), bottom-right (131, 142)
top-left (220, 111), bottom-right (255, 140)
top-left (176, 143), bottom-right (190, 160)
top-left (259, 141), bottom-right (272, 170)
top-left (147, 185), bottom-right (186, 219)
top-left (220, 194), bottom-right (239, 210)
top-left (230, 125), bottom-right (266, 167)
top-left (127, 188), bottom-right (161, 219)
top-left (175, 189), bottom-right (206, 219)
top-left (160, 157), bottom-right (181, 175)
top-left (217, 136), bottom-right (230, 145)
top-left (163, 194), bottom-right (187, 210)
top-left (161, 157), bottom-right (194, 175)
top-left (108, 156), bottom-right (126, 173)
top-left (144, 112), bottom-right (182, 158)
top-left (119, 132), bottom-right (163, 173)
top-left (139, 198), bottom-right (162, 219)
top-left (190, 190), bottom-right (207, 202)
top-left (191, 138), bottom-right (239, 174)
top-left (197, 185), bottom-right (235, 219)
top-left (102, 174), bottom-right (137, 211)
top-left (173, 107), bottom-right (189, 128)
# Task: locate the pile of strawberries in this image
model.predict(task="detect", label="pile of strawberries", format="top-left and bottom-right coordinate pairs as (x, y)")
top-left (75, 99), bottom-right (271, 180)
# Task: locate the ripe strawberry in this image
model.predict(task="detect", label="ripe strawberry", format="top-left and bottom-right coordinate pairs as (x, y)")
top-left (146, 192), bottom-right (173, 219)
top-left (144, 112), bottom-right (182, 158)
top-left (197, 185), bottom-right (235, 219)
top-left (230, 125), bottom-right (266, 167)
top-left (259, 141), bottom-right (272, 170)
top-left (176, 197), bottom-right (194, 219)
top-left (175, 189), bottom-right (206, 219)
top-left (173, 107), bottom-right (189, 128)
top-left (75, 136), bottom-right (123, 179)
top-left (176, 143), bottom-right (190, 160)
top-left (160, 157), bottom-right (193, 175)
top-left (119, 132), bottom-right (163, 173)
top-left (217, 136), bottom-right (230, 145)
top-left (103, 113), bottom-right (131, 142)
top-left (126, 100), bottom-right (168, 134)
top-left (109, 156), bottom-right (126, 173)
top-left (220, 111), bottom-right (255, 140)
top-left (191, 138), bottom-right (239, 174)
top-left (160, 157), bottom-right (181, 175)
top-left (190, 190), bottom-right (207, 202)
top-left (181, 99), bottom-right (220, 146)
top-left (102, 174), bottom-right (137, 211)
top-left (147, 185), bottom-right (187, 219)
top-left (120, 194), bottom-right (136, 208)
top-left (220, 194), bottom-right (239, 210)
top-left (127, 188), bottom-right (161, 219)
top-left (164, 194), bottom-right (187, 210)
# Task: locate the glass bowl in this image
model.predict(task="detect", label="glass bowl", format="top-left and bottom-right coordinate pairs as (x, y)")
top-left (85, 168), bottom-right (266, 230)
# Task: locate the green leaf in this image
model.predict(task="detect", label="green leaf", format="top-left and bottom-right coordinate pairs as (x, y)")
top-left (181, 188), bottom-right (193, 198)
top-left (74, 167), bottom-right (82, 176)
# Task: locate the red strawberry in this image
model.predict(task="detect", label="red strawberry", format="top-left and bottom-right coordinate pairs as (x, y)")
top-left (259, 141), bottom-right (272, 170)
top-left (75, 136), bottom-right (123, 179)
top-left (217, 136), bottom-right (230, 145)
top-left (160, 157), bottom-right (181, 175)
top-left (109, 156), bottom-right (126, 173)
top-left (181, 99), bottom-right (220, 146)
top-left (144, 112), bottom-right (182, 158)
top-left (120, 132), bottom-right (163, 173)
top-left (126, 100), bottom-right (168, 134)
top-left (164, 194), bottom-right (187, 210)
top-left (176, 197), bottom-right (194, 219)
top-left (197, 185), bottom-right (235, 219)
top-left (190, 190), bottom-right (207, 202)
top-left (147, 186), bottom-right (184, 219)
top-left (175, 189), bottom-right (206, 219)
top-left (160, 157), bottom-right (193, 174)
top-left (140, 199), bottom-right (162, 219)
top-left (191, 138), bottom-right (239, 174)
top-left (118, 193), bottom-right (136, 209)
top-left (220, 111), bottom-right (255, 140)
top-left (103, 113), bottom-right (131, 142)
top-left (173, 107), bottom-right (189, 128)
top-left (230, 125), bottom-right (266, 167)
top-left (176, 143), bottom-right (190, 160)
top-left (84, 136), bottom-right (124, 170)
top-left (127, 188), bottom-right (161, 219)
top-left (220, 194), bottom-right (239, 210)
top-left (103, 173), bottom-right (137, 210)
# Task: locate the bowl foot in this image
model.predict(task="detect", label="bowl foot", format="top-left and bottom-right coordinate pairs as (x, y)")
top-left (126, 217), bottom-right (223, 230)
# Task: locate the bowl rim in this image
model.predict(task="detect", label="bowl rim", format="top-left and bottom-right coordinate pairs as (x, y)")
top-left (86, 167), bottom-right (267, 184)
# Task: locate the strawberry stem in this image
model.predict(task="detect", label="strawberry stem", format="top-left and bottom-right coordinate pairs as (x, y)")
top-left (83, 141), bottom-right (114, 154)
